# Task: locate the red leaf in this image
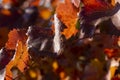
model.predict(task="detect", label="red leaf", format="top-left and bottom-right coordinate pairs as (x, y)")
top-left (104, 48), bottom-right (118, 59)
top-left (81, 0), bottom-right (115, 15)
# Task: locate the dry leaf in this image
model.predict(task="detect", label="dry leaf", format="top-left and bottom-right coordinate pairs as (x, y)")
top-left (4, 29), bottom-right (28, 80)
top-left (5, 29), bottom-right (27, 50)
top-left (5, 41), bottom-right (29, 80)
top-left (56, 0), bottom-right (79, 39)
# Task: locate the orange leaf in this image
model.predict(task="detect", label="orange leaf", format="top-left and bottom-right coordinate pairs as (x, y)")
top-left (56, 0), bottom-right (79, 39)
top-left (5, 41), bottom-right (29, 80)
top-left (5, 29), bottom-right (27, 50)
top-left (4, 29), bottom-right (28, 80)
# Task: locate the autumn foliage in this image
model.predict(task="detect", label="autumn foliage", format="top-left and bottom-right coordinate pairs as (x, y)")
top-left (0, 0), bottom-right (120, 80)
top-left (56, 0), bottom-right (79, 39)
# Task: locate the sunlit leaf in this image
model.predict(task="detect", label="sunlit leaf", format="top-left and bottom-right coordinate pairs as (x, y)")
top-left (0, 0), bottom-right (119, 79)
top-left (5, 29), bottom-right (27, 50)
top-left (56, 0), bottom-right (79, 39)
top-left (5, 41), bottom-right (29, 80)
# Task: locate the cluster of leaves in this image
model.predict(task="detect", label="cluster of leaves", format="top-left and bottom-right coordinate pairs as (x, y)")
top-left (0, 0), bottom-right (120, 80)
